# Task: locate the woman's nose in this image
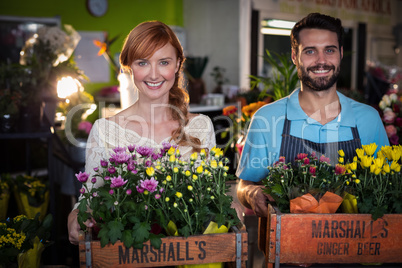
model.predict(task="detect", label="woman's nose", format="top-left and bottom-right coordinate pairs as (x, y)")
top-left (149, 64), bottom-right (159, 80)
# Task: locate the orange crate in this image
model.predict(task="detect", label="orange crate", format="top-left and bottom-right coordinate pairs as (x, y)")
top-left (79, 226), bottom-right (248, 267)
top-left (259, 204), bottom-right (402, 267)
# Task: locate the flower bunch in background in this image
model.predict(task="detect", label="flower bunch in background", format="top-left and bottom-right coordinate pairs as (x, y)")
top-left (76, 144), bottom-right (240, 249)
top-left (13, 175), bottom-right (49, 220)
top-left (221, 101), bottom-right (267, 154)
top-left (342, 144), bottom-right (402, 220)
top-left (0, 214), bottom-right (53, 267)
top-left (262, 152), bottom-right (348, 213)
top-left (19, 24), bottom-right (85, 103)
top-left (379, 93), bottom-right (402, 145)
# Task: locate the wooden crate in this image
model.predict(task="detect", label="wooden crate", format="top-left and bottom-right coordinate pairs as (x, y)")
top-left (79, 226), bottom-right (248, 267)
top-left (259, 204), bottom-right (402, 268)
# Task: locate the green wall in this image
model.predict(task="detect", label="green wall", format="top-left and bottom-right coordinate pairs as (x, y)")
top-left (0, 0), bottom-right (184, 94)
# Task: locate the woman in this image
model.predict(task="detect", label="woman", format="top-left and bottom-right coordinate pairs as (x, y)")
top-left (67, 21), bottom-right (216, 244)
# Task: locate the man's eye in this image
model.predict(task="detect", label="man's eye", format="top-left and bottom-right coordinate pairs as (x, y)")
top-left (305, 50), bottom-right (314, 55)
top-left (326, 49), bottom-right (335, 53)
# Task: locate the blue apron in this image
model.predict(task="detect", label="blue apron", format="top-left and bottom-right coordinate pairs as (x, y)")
top-left (279, 117), bottom-right (362, 165)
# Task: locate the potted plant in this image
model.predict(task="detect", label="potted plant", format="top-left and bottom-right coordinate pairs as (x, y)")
top-left (185, 56), bottom-right (209, 104)
top-left (76, 144), bottom-right (243, 266)
top-left (210, 66), bottom-right (229, 94)
top-left (0, 214), bottom-right (53, 268)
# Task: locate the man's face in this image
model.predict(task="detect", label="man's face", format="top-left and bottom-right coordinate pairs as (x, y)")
top-left (292, 28), bottom-right (343, 92)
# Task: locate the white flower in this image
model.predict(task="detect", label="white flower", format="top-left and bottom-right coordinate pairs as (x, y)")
top-left (390, 93), bottom-right (398, 103)
top-left (382, 94), bottom-right (391, 106)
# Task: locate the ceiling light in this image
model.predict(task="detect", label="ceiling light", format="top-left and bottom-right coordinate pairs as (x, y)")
top-left (261, 28), bottom-right (291, 36)
top-left (263, 19), bottom-right (296, 29)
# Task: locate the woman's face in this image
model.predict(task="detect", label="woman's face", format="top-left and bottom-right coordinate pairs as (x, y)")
top-left (130, 43), bottom-right (180, 102)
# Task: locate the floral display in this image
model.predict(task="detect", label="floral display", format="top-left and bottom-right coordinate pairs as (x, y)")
top-left (76, 144), bottom-right (240, 249)
top-left (0, 214), bottom-right (52, 267)
top-left (19, 24), bottom-right (85, 103)
top-left (262, 144), bottom-right (402, 220)
top-left (221, 101), bottom-right (267, 154)
top-left (13, 175), bottom-right (49, 221)
top-left (342, 144), bottom-right (402, 220)
top-left (379, 93), bottom-right (402, 145)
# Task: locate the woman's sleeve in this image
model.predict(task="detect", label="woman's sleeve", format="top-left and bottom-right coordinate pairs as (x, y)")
top-left (73, 120), bottom-right (107, 209)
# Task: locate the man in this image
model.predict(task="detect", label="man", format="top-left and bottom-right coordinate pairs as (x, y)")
top-left (236, 13), bottom-right (389, 217)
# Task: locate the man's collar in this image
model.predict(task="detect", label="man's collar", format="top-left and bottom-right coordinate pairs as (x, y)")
top-left (287, 88), bottom-right (356, 127)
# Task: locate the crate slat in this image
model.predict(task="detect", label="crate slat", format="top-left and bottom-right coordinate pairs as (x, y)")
top-left (79, 230), bottom-right (248, 267)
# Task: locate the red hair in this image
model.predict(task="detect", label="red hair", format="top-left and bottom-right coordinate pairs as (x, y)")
top-left (120, 21), bottom-right (202, 151)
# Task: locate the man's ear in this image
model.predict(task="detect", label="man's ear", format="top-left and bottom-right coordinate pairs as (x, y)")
top-left (340, 46), bottom-right (343, 60)
top-left (291, 49), bottom-right (297, 65)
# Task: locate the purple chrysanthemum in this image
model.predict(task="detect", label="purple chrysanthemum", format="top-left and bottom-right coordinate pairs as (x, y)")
top-left (136, 185), bottom-right (144, 194)
top-left (140, 177), bottom-right (158, 193)
top-left (110, 151), bottom-right (131, 164)
top-left (100, 159), bottom-right (108, 167)
top-left (127, 144), bottom-right (136, 152)
top-left (108, 166), bottom-right (116, 174)
top-left (79, 188), bottom-right (85, 194)
top-left (136, 146), bottom-right (154, 157)
top-left (76, 171), bottom-right (90, 183)
top-left (113, 146), bottom-right (126, 153)
top-left (110, 175), bottom-right (128, 188)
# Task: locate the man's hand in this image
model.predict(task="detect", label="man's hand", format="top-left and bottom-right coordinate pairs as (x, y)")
top-left (68, 209), bottom-right (94, 245)
top-left (237, 179), bottom-right (269, 217)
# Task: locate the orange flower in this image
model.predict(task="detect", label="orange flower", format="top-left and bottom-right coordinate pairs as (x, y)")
top-left (93, 40), bottom-right (107, 56)
top-left (223, 105), bottom-right (237, 116)
top-left (242, 101), bottom-right (267, 117)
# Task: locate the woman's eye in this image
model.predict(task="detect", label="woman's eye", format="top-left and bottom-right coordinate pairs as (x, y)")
top-left (160, 61), bottom-right (169, 66)
top-left (138, 61), bottom-right (147, 66)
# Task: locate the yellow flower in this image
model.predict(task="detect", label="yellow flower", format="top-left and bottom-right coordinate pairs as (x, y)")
top-left (360, 155), bottom-right (373, 168)
top-left (190, 152), bottom-right (198, 161)
top-left (173, 167), bottom-right (179, 173)
top-left (373, 157), bottom-right (384, 169)
top-left (391, 147), bottom-right (402, 162)
top-left (144, 190), bottom-right (149, 195)
top-left (200, 149), bottom-right (206, 157)
top-left (173, 202), bottom-right (178, 207)
top-left (176, 149), bottom-right (180, 156)
top-left (175, 192), bottom-right (183, 198)
top-left (338, 157), bottom-right (344, 164)
top-left (185, 170), bottom-right (191, 177)
top-left (338, 149), bottom-right (345, 157)
top-left (146, 167), bottom-right (155, 177)
top-left (169, 154), bottom-right (176, 163)
top-left (355, 148), bottom-right (365, 159)
top-left (383, 164), bottom-right (391, 174)
top-left (196, 166), bottom-right (203, 174)
top-left (363, 143), bottom-right (377, 156)
top-left (355, 179), bottom-right (361, 184)
top-left (188, 185), bottom-right (193, 191)
top-left (167, 147), bottom-right (175, 156)
top-left (390, 161), bottom-right (401, 172)
top-left (165, 197), bottom-right (170, 202)
top-left (348, 161), bottom-right (357, 171)
top-left (192, 174), bottom-right (198, 180)
top-left (210, 160), bottom-right (218, 169)
top-left (166, 175), bottom-right (172, 181)
top-left (218, 161), bottom-right (224, 168)
top-left (223, 166), bottom-right (229, 171)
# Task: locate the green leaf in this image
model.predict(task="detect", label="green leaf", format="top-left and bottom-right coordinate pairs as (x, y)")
top-left (107, 220), bottom-right (124, 244)
top-left (122, 230), bottom-right (134, 248)
top-left (149, 233), bottom-right (164, 249)
top-left (133, 222), bottom-right (151, 243)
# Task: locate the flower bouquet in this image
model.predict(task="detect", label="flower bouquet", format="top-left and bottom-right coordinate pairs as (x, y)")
top-left (379, 93), bottom-right (402, 145)
top-left (342, 144), bottom-right (402, 220)
top-left (262, 152), bottom-right (347, 214)
top-left (76, 144), bottom-right (240, 251)
top-left (0, 214), bottom-right (52, 268)
top-left (221, 101), bottom-right (267, 155)
top-left (13, 175), bottom-right (49, 221)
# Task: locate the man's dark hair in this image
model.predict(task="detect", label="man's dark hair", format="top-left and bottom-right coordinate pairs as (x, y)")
top-left (290, 13), bottom-right (344, 54)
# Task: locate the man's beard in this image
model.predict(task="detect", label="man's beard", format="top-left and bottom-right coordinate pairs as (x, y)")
top-left (297, 64), bottom-right (340, 92)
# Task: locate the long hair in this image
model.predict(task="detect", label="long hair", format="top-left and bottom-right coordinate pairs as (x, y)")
top-left (120, 21), bottom-right (202, 151)
top-left (291, 13), bottom-right (344, 55)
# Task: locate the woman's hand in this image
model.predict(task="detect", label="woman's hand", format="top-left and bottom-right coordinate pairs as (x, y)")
top-left (67, 209), bottom-right (94, 245)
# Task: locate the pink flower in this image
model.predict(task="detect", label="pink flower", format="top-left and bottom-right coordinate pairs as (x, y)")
top-left (155, 193), bottom-right (161, 199)
top-left (278, 156), bottom-right (286, 163)
top-left (126, 189), bottom-right (132, 195)
top-left (109, 189), bottom-right (114, 195)
top-left (136, 185), bottom-right (144, 194)
top-left (296, 153), bottom-right (308, 160)
top-left (303, 158), bottom-right (310, 165)
top-left (390, 134), bottom-right (399, 145)
top-left (309, 166), bottom-right (316, 176)
top-left (78, 121), bottom-right (93, 135)
top-left (385, 125), bottom-right (397, 138)
top-left (76, 171), bottom-right (90, 183)
top-left (110, 151), bottom-right (131, 164)
top-left (79, 188), bottom-right (85, 194)
top-left (110, 175), bottom-right (128, 188)
top-left (140, 178), bottom-right (158, 193)
top-left (335, 164), bottom-right (346, 175)
top-left (100, 159), bottom-right (108, 167)
top-left (319, 155), bottom-right (330, 164)
top-left (383, 109), bottom-right (396, 124)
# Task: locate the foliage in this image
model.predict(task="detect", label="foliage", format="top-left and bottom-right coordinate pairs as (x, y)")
top-left (76, 144), bottom-right (240, 249)
top-left (57, 90), bottom-right (95, 141)
top-left (378, 92), bottom-right (402, 145)
top-left (210, 66), bottom-right (229, 87)
top-left (343, 144), bottom-right (402, 220)
top-left (220, 101), bottom-right (268, 154)
top-left (14, 175), bottom-right (48, 207)
top-left (250, 50), bottom-right (299, 101)
top-left (262, 152), bottom-right (347, 213)
top-left (0, 214), bottom-right (53, 266)
top-left (0, 174), bottom-right (12, 196)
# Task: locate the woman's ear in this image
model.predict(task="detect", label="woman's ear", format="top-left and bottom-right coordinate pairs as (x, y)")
top-left (175, 57), bottom-right (181, 73)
